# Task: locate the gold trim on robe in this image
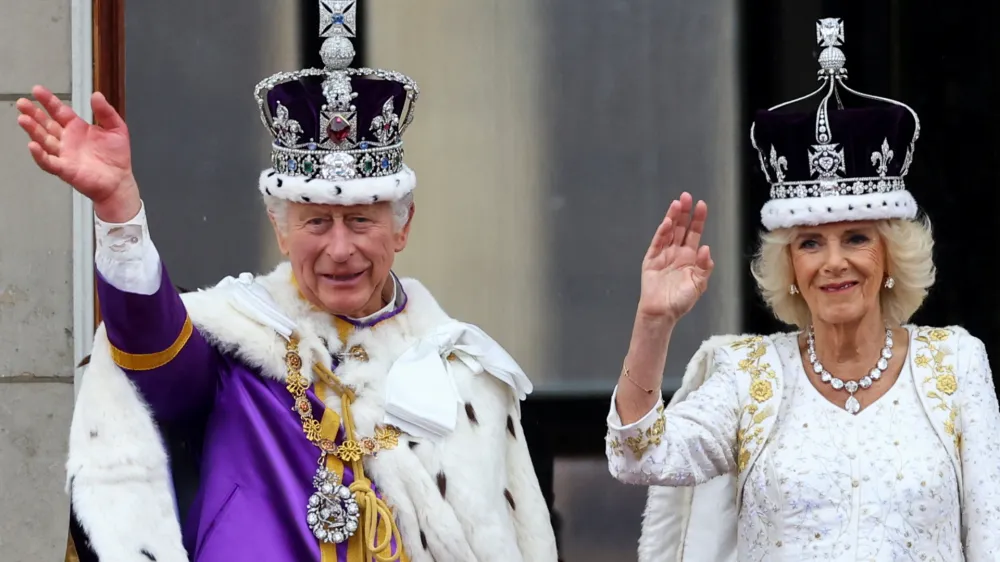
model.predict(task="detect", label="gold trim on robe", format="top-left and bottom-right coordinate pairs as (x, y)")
top-left (109, 315), bottom-right (194, 371)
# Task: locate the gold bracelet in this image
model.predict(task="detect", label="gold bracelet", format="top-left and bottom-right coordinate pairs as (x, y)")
top-left (622, 358), bottom-right (655, 394)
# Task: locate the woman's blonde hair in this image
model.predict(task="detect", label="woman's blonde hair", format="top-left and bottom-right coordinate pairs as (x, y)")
top-left (750, 216), bottom-right (936, 329)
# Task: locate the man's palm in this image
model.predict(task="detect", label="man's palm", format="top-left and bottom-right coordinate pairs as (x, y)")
top-left (57, 117), bottom-right (133, 198)
top-left (16, 86), bottom-right (133, 204)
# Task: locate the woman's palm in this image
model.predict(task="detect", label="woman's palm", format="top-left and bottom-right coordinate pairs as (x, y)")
top-left (639, 193), bottom-right (714, 322)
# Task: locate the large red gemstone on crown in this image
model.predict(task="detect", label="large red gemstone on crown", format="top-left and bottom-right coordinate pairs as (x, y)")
top-left (328, 116), bottom-right (351, 143)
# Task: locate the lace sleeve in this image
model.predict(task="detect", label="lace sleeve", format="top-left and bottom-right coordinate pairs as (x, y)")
top-left (94, 200), bottom-right (163, 295)
top-left (605, 348), bottom-right (740, 487)
top-left (958, 335), bottom-right (1000, 560)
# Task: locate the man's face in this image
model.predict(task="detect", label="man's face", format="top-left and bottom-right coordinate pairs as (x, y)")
top-left (271, 201), bottom-right (412, 316)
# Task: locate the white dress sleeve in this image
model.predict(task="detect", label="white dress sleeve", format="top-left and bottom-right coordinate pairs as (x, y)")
top-left (958, 335), bottom-right (1000, 560)
top-left (605, 347), bottom-right (740, 487)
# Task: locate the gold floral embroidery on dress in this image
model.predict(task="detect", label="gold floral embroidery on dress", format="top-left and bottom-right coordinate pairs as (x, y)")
top-left (731, 336), bottom-right (778, 472)
top-left (620, 404), bottom-right (666, 460)
top-left (607, 435), bottom-right (625, 457)
top-left (914, 327), bottom-right (962, 450)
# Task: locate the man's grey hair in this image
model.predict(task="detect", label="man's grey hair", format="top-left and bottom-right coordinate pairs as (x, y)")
top-left (264, 191), bottom-right (414, 232)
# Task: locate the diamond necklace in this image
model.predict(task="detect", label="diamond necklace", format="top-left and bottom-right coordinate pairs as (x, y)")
top-left (806, 325), bottom-right (893, 415)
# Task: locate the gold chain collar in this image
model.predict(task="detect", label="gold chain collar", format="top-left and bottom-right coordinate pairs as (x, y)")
top-left (284, 336), bottom-right (404, 560)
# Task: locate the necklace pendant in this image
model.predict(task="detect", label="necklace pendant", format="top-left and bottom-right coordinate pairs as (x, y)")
top-left (307, 462), bottom-right (360, 544)
top-left (844, 395), bottom-right (861, 415)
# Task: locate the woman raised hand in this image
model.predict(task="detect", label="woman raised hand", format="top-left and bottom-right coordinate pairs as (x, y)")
top-left (16, 85), bottom-right (140, 222)
top-left (615, 192), bottom-right (714, 423)
top-left (638, 192), bottom-right (714, 323)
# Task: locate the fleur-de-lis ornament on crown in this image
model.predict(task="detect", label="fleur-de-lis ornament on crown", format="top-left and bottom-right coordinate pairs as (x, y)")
top-left (769, 145), bottom-right (788, 184)
top-left (871, 138), bottom-right (894, 177)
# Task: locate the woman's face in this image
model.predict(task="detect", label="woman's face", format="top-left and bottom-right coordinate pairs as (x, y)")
top-left (789, 221), bottom-right (887, 326)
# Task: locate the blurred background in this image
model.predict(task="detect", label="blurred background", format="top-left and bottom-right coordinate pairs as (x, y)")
top-left (1, 0), bottom-right (998, 560)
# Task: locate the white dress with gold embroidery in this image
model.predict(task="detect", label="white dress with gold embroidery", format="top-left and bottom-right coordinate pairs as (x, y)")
top-left (744, 335), bottom-right (960, 560)
top-left (606, 328), bottom-right (1000, 562)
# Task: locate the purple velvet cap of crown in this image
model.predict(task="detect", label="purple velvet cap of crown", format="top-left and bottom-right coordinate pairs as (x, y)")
top-left (753, 104), bottom-right (917, 183)
top-left (266, 75), bottom-right (408, 148)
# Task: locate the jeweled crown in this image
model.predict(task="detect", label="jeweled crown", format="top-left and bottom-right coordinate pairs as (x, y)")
top-left (254, 1), bottom-right (418, 183)
top-left (750, 18), bottom-right (921, 231)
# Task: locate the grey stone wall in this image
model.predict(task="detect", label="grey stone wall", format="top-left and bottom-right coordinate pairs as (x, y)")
top-left (0, 0), bottom-right (75, 559)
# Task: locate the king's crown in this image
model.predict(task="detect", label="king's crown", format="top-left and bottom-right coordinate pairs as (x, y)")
top-left (254, 1), bottom-right (418, 183)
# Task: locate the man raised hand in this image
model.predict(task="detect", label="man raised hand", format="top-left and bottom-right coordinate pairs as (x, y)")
top-left (16, 85), bottom-right (139, 222)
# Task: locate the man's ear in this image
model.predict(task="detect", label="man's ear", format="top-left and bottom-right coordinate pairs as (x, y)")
top-left (394, 202), bottom-right (415, 252)
top-left (268, 211), bottom-right (290, 256)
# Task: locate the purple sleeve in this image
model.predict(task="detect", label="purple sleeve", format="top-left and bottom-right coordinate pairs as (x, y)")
top-left (97, 263), bottom-right (221, 422)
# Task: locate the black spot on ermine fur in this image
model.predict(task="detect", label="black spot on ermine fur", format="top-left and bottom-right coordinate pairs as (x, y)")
top-left (504, 488), bottom-right (516, 510)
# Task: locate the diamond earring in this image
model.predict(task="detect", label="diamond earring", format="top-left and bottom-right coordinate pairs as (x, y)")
top-left (884, 276), bottom-right (895, 289)
top-left (789, 284), bottom-right (799, 295)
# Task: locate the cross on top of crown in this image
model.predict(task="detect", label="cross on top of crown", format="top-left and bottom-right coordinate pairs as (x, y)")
top-left (816, 18), bottom-right (844, 48)
top-left (320, 0), bottom-right (357, 38)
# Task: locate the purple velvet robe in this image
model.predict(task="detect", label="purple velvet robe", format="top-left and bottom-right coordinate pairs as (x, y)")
top-left (96, 264), bottom-right (404, 561)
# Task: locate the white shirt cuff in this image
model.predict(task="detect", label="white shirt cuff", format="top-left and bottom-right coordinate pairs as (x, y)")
top-left (94, 200), bottom-right (163, 295)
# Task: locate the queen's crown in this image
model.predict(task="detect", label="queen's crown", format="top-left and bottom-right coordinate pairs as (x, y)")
top-left (750, 18), bottom-right (920, 202)
top-left (254, 1), bottom-right (418, 183)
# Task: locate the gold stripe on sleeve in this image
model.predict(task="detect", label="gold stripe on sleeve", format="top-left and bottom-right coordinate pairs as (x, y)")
top-left (109, 316), bottom-right (194, 371)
